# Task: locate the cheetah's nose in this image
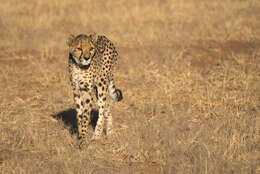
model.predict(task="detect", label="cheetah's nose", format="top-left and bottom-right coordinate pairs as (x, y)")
top-left (84, 56), bottom-right (90, 61)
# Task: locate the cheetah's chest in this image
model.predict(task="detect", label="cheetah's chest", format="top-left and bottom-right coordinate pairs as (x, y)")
top-left (69, 61), bottom-right (100, 90)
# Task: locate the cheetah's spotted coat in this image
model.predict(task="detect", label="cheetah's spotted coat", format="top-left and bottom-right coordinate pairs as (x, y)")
top-left (67, 33), bottom-right (123, 147)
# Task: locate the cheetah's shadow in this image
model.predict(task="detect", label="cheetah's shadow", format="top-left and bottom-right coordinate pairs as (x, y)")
top-left (52, 108), bottom-right (99, 135)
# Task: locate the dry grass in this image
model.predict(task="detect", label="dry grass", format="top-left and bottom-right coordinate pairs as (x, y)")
top-left (0, 0), bottom-right (260, 173)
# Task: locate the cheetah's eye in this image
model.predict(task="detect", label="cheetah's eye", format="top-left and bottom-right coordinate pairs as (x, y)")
top-left (76, 47), bottom-right (82, 51)
top-left (89, 47), bottom-right (94, 51)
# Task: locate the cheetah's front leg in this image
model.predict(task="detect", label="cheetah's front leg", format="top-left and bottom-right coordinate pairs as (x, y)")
top-left (75, 89), bottom-right (93, 147)
top-left (92, 79), bottom-right (108, 140)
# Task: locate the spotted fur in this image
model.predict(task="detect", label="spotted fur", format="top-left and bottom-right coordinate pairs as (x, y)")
top-left (67, 33), bottom-right (123, 147)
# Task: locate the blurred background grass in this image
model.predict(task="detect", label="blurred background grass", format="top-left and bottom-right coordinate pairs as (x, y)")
top-left (1, 0), bottom-right (259, 50)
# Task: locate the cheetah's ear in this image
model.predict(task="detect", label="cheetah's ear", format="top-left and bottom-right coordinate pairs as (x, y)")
top-left (90, 33), bottom-right (98, 43)
top-left (67, 34), bottom-right (75, 46)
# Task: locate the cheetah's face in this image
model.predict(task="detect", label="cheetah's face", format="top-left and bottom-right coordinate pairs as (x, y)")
top-left (67, 34), bottom-right (96, 67)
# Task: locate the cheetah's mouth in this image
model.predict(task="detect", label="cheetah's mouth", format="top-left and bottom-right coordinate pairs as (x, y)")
top-left (79, 64), bottom-right (90, 69)
top-left (69, 53), bottom-right (91, 69)
top-left (77, 59), bottom-right (91, 69)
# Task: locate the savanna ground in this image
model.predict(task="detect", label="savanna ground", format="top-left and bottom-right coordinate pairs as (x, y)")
top-left (0, 0), bottom-right (260, 173)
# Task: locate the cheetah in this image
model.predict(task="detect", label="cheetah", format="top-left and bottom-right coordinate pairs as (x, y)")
top-left (67, 33), bottom-right (123, 147)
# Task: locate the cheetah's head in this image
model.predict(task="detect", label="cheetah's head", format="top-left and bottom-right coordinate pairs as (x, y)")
top-left (67, 34), bottom-right (98, 68)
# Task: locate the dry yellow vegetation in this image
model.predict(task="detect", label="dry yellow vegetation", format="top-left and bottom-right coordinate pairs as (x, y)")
top-left (0, 0), bottom-right (259, 173)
